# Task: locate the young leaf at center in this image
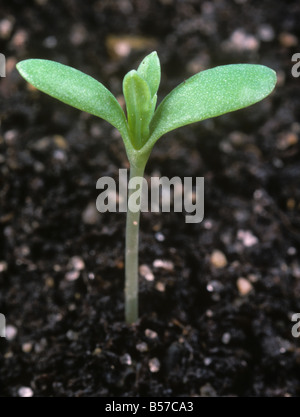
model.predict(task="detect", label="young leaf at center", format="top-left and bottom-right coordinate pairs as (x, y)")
top-left (123, 70), bottom-right (154, 150)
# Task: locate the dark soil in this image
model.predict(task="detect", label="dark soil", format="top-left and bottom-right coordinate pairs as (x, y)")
top-left (1, 0), bottom-right (300, 397)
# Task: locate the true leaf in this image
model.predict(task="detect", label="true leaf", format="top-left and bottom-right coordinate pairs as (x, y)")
top-left (137, 51), bottom-right (161, 98)
top-left (123, 70), bottom-right (153, 150)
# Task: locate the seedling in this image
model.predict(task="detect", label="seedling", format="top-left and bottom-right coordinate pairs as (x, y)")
top-left (16, 52), bottom-right (276, 324)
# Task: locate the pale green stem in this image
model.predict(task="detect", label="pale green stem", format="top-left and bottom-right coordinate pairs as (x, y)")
top-left (125, 162), bottom-right (146, 324)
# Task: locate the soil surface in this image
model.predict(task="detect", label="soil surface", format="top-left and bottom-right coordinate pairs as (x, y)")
top-left (1, 0), bottom-right (300, 397)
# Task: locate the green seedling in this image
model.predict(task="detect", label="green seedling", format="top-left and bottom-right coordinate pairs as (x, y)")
top-left (16, 52), bottom-right (276, 324)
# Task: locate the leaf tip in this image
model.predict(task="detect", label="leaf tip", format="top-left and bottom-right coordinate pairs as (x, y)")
top-left (16, 59), bottom-right (38, 80)
top-left (16, 59), bottom-right (27, 75)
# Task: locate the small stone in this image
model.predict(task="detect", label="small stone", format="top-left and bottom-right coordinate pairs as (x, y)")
top-left (45, 277), bottom-right (55, 288)
top-left (153, 259), bottom-right (174, 271)
top-left (11, 29), bottom-right (28, 48)
top-left (279, 32), bottom-right (298, 47)
top-left (248, 274), bottom-right (259, 283)
top-left (34, 161), bottom-right (45, 173)
top-left (120, 353), bottom-right (132, 365)
top-left (237, 230), bottom-right (258, 247)
top-left (0, 17), bottom-right (14, 39)
top-left (253, 189), bottom-right (264, 200)
top-left (65, 270), bottom-right (80, 282)
top-left (136, 342), bottom-right (148, 352)
top-left (291, 262), bottom-right (300, 279)
top-left (155, 232), bottom-right (165, 242)
top-left (186, 53), bottom-right (210, 74)
top-left (53, 264), bottom-right (62, 272)
top-left (18, 387), bottom-right (34, 397)
top-left (69, 23), bottom-right (87, 46)
top-left (82, 202), bottom-right (99, 225)
top-left (139, 264), bottom-right (154, 281)
top-left (152, 223), bottom-right (162, 232)
top-left (203, 219), bottom-right (213, 230)
top-left (53, 149), bottom-right (67, 162)
top-left (287, 247), bottom-right (297, 256)
top-left (53, 135), bottom-right (68, 150)
top-left (206, 280), bottom-right (223, 293)
top-left (287, 198), bottom-right (296, 210)
top-left (68, 303), bottom-right (76, 311)
top-left (210, 250), bottom-right (227, 268)
top-left (145, 329), bottom-right (158, 339)
top-left (0, 261), bottom-right (8, 272)
top-left (22, 342), bottom-right (33, 353)
top-left (225, 28), bottom-right (259, 52)
top-left (257, 24), bottom-right (275, 42)
top-left (229, 131), bottom-right (248, 146)
top-left (6, 325), bottom-right (17, 341)
top-left (272, 158), bottom-right (284, 168)
top-left (200, 383), bottom-right (217, 397)
top-left (66, 330), bottom-right (79, 341)
top-left (155, 282), bottom-right (165, 292)
top-left (88, 273), bottom-right (95, 280)
top-left (31, 136), bottom-right (52, 151)
top-left (106, 35), bottom-right (157, 59)
top-left (4, 129), bottom-right (18, 145)
top-left (277, 132), bottom-right (298, 150)
top-left (34, 338), bottom-right (47, 353)
top-left (237, 277), bottom-right (253, 296)
top-left (116, 260), bottom-right (124, 269)
top-left (68, 256), bottom-right (85, 271)
top-left (204, 357), bottom-right (212, 366)
top-left (90, 123), bottom-right (103, 138)
top-left (222, 332), bottom-right (231, 344)
top-left (148, 357), bottom-right (160, 373)
top-left (43, 35), bottom-right (57, 48)
top-left (93, 347), bottom-right (102, 356)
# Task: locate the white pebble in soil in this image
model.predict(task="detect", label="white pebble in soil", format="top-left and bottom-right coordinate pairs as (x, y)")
top-left (148, 358), bottom-right (160, 373)
top-left (153, 259), bottom-right (174, 271)
top-left (222, 332), bottom-right (231, 345)
top-left (155, 232), bottom-right (165, 242)
top-left (139, 264), bottom-right (154, 281)
top-left (5, 325), bottom-right (17, 341)
top-left (237, 277), bottom-right (253, 296)
top-left (237, 230), bottom-right (258, 247)
top-left (82, 202), bottom-right (99, 225)
top-left (120, 353), bottom-right (132, 366)
top-left (65, 270), bottom-right (80, 281)
top-left (18, 387), bottom-right (34, 397)
top-left (68, 256), bottom-right (85, 271)
top-left (210, 250), bottom-right (227, 268)
top-left (145, 329), bottom-right (158, 339)
top-left (136, 342), bottom-right (148, 352)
